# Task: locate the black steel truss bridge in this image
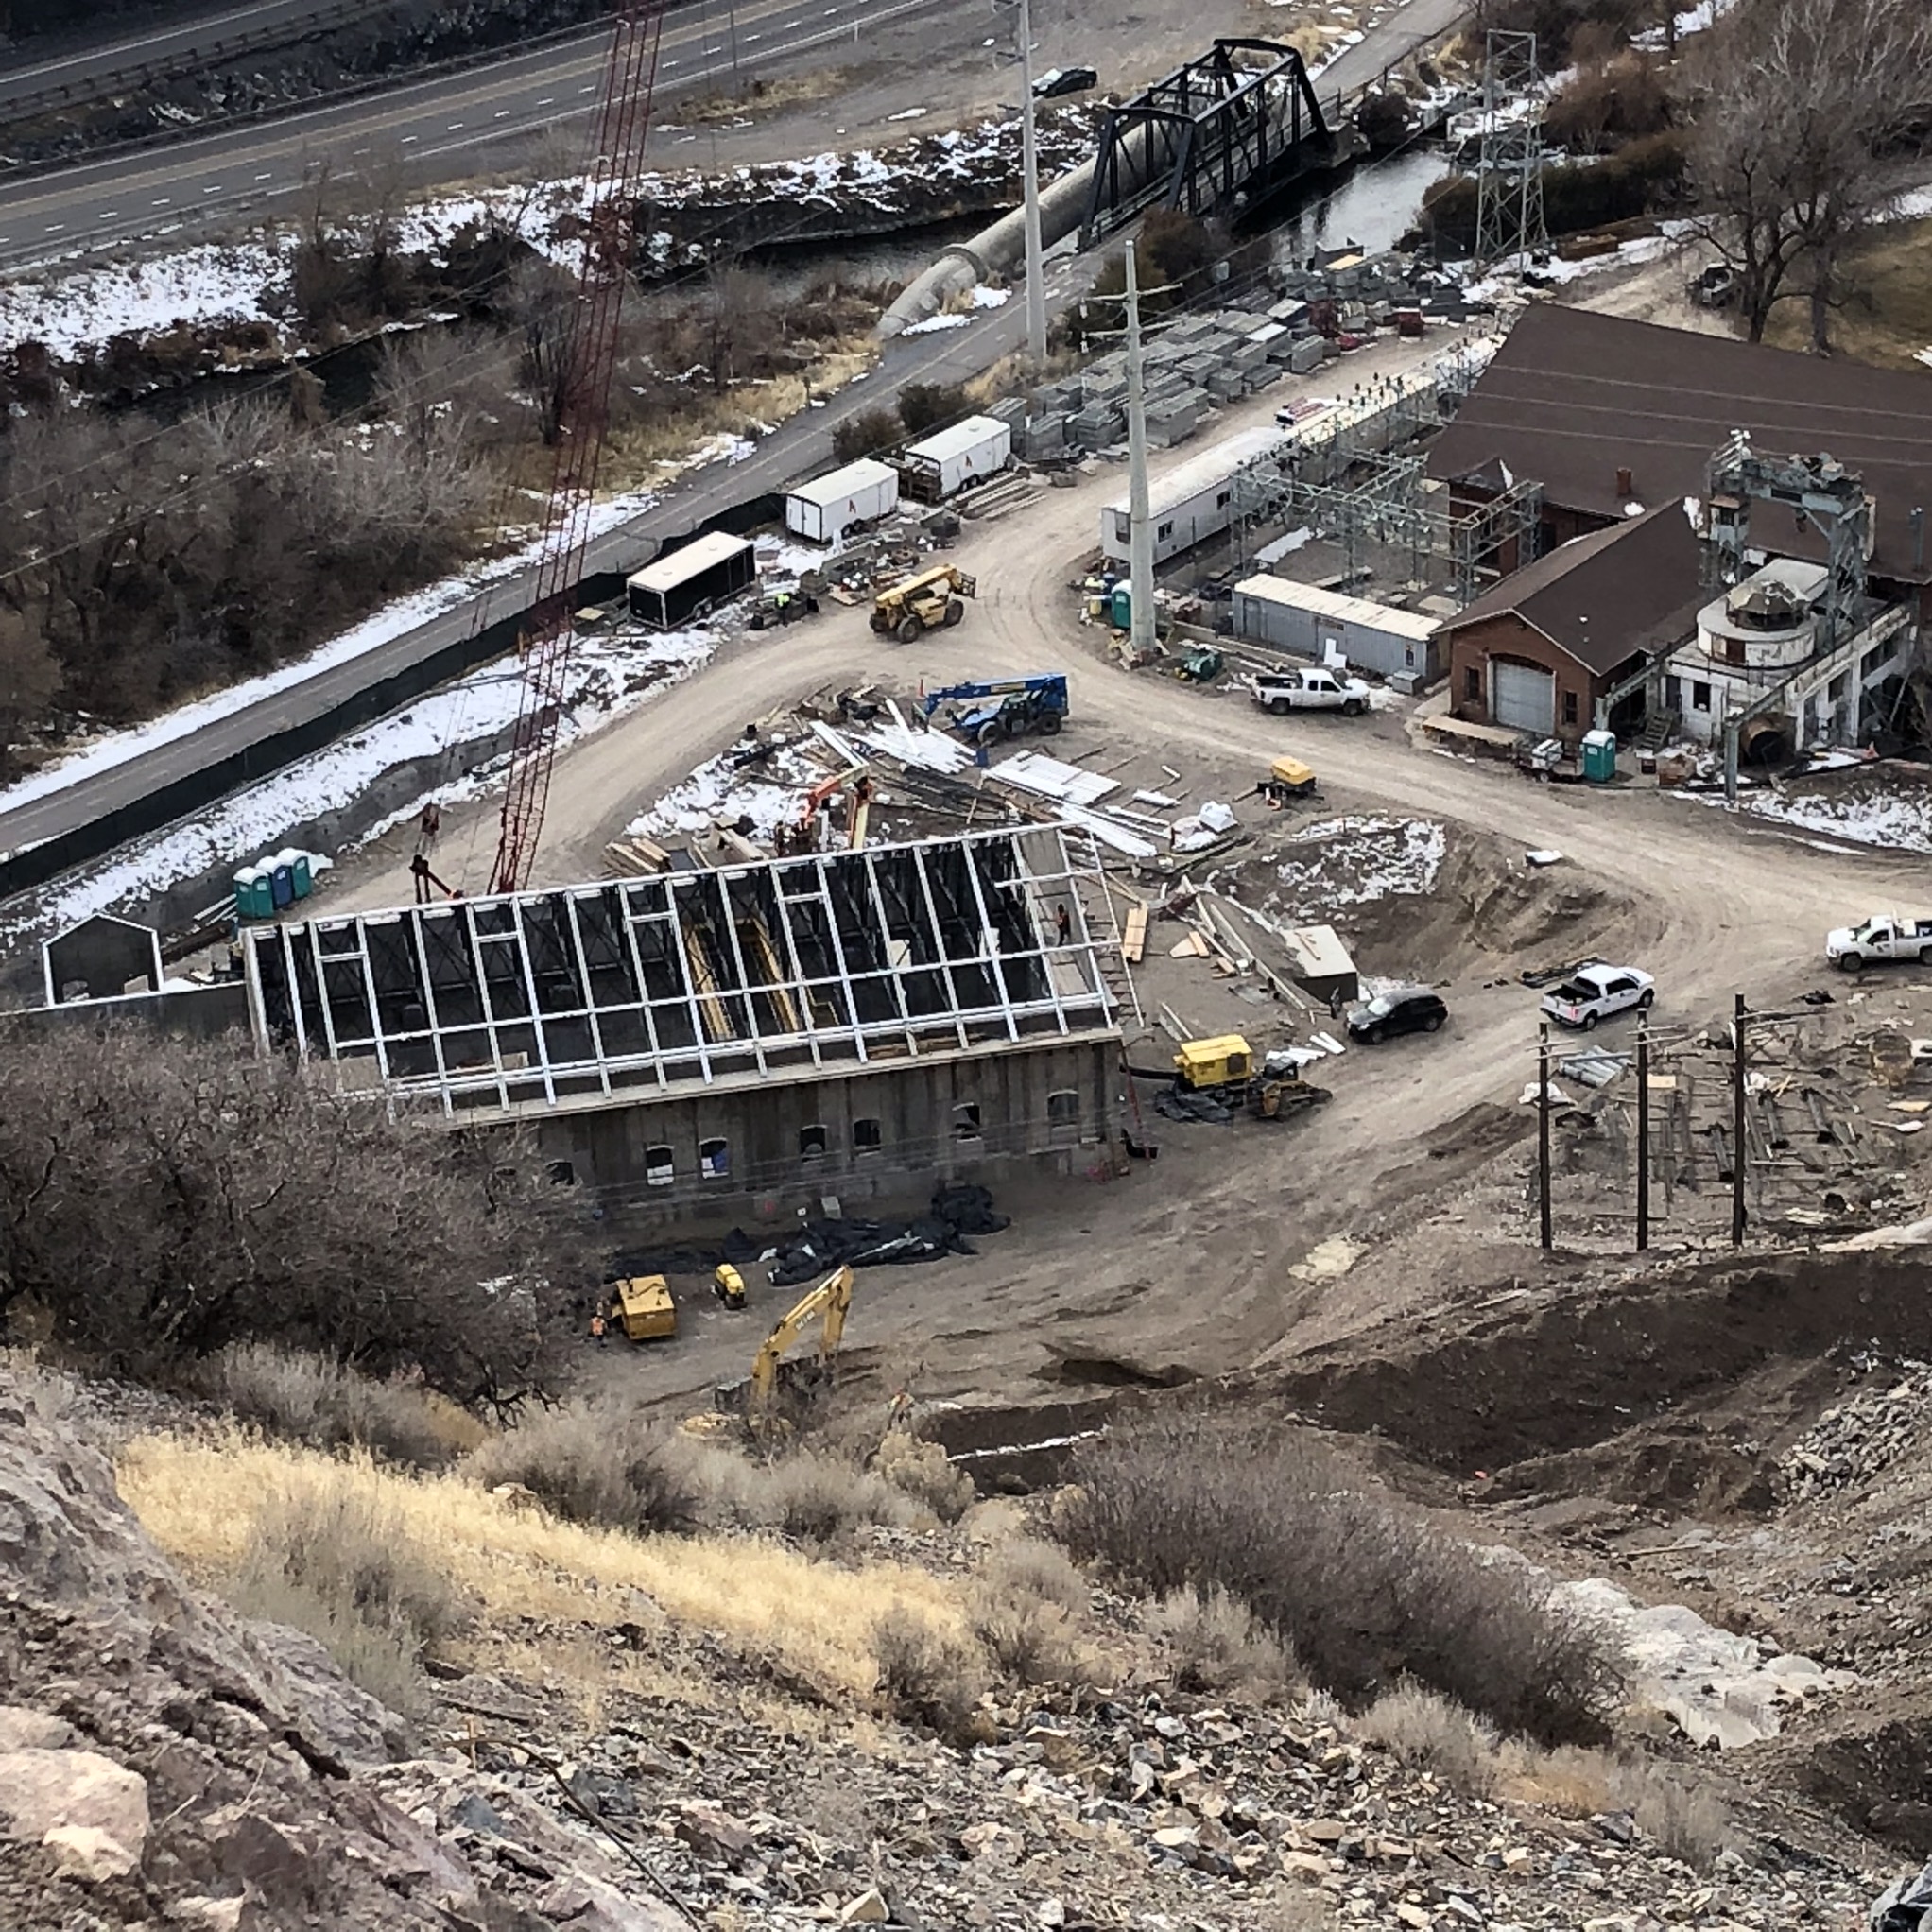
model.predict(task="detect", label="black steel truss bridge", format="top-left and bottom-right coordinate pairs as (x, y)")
top-left (1080, 39), bottom-right (1339, 250)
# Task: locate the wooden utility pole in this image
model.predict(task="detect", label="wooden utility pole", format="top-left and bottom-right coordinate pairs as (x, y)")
top-left (1731, 992), bottom-right (1749, 1247)
top-left (1538, 1021), bottom-right (1553, 1251)
top-left (1636, 1016), bottom-right (1650, 1252)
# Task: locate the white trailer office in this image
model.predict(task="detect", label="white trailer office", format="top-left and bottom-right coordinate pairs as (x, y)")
top-left (785, 457), bottom-right (900, 545)
top-left (1100, 425), bottom-right (1285, 567)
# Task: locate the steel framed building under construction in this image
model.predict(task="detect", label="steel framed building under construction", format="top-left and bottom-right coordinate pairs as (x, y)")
top-left (244, 828), bottom-right (1126, 1217)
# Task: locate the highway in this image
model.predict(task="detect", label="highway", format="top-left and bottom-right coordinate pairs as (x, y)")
top-left (0, 0), bottom-right (357, 106)
top-left (0, 0), bottom-right (1468, 886)
top-left (0, 0), bottom-right (949, 268)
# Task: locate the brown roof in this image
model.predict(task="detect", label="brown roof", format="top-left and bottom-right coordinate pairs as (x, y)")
top-left (1438, 500), bottom-right (1705, 676)
top-left (1429, 306), bottom-right (1932, 583)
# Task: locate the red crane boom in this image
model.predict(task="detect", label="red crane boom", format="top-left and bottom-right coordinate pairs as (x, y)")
top-left (486, 1), bottom-right (665, 898)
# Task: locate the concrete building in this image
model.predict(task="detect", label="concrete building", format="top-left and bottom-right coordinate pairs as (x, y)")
top-left (243, 828), bottom-right (1125, 1225)
top-left (1665, 557), bottom-right (1915, 762)
top-left (1437, 505), bottom-right (1706, 743)
top-left (1231, 575), bottom-right (1442, 681)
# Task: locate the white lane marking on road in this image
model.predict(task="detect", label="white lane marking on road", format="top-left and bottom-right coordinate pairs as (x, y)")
top-left (494, 109), bottom-right (509, 118)
top-left (151, 197), bottom-right (170, 206)
top-left (447, 122), bottom-right (464, 129)
top-left (537, 95), bottom-right (555, 104)
top-left (743, 30), bottom-right (762, 42)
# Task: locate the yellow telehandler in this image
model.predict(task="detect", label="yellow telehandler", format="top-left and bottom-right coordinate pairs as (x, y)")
top-left (870, 565), bottom-right (976, 644)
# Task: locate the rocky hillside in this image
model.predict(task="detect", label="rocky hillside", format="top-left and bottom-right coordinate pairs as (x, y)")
top-left (0, 1356), bottom-right (1910, 1932)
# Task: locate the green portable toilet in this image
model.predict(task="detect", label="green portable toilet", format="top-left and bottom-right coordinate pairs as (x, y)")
top-left (1581, 728), bottom-right (1617, 784)
top-left (233, 867), bottom-right (271, 921)
top-left (279, 848), bottom-right (313, 899)
top-left (1110, 583), bottom-right (1132, 630)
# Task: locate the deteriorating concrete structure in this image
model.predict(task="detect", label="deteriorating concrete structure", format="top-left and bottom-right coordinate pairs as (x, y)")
top-left (244, 828), bottom-right (1126, 1220)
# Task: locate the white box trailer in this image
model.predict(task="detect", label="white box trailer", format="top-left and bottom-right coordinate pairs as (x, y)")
top-left (900, 415), bottom-right (1012, 502)
top-left (1100, 425), bottom-right (1285, 567)
top-left (785, 457), bottom-right (900, 545)
top-left (626, 530), bottom-right (756, 630)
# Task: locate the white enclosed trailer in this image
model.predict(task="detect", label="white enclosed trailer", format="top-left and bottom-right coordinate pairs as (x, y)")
top-left (785, 457), bottom-right (900, 545)
top-left (1100, 425), bottom-right (1285, 567)
top-left (900, 415), bottom-right (1012, 501)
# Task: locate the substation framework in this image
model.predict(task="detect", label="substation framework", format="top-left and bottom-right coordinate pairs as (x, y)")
top-left (1081, 38), bottom-right (1335, 248)
top-left (246, 827), bottom-right (1125, 1118)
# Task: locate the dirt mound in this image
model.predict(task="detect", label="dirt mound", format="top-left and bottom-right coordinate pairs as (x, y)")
top-left (1784, 1696), bottom-right (1932, 1854)
top-left (1256, 1248), bottom-right (1932, 1487)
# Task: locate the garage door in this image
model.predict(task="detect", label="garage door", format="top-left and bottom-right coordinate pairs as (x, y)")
top-left (1492, 659), bottom-right (1555, 734)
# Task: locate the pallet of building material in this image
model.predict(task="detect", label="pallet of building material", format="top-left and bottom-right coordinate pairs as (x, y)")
top-left (605, 837), bottom-right (674, 877)
top-left (1121, 902), bottom-right (1148, 964)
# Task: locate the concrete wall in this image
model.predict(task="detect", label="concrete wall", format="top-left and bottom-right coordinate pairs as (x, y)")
top-left (535, 1037), bottom-right (1118, 1229)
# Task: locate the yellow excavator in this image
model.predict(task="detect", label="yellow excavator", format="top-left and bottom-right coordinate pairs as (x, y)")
top-left (688, 1265), bottom-right (856, 1437)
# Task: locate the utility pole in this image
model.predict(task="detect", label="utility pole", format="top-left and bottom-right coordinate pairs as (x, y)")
top-left (1017, 0), bottom-right (1047, 368)
top-left (1731, 993), bottom-right (1749, 1247)
top-left (1537, 1021), bottom-right (1553, 1251)
top-left (1125, 239), bottom-right (1156, 659)
top-left (1635, 1017), bottom-right (1650, 1252)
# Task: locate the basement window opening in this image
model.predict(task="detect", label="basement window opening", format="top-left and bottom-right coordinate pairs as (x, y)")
top-left (854, 1117), bottom-right (883, 1152)
top-left (645, 1146), bottom-right (675, 1187)
top-left (1047, 1089), bottom-right (1080, 1135)
top-left (544, 1159), bottom-right (577, 1186)
top-left (954, 1102), bottom-right (982, 1141)
top-left (699, 1137), bottom-right (730, 1180)
top-left (799, 1123), bottom-right (829, 1158)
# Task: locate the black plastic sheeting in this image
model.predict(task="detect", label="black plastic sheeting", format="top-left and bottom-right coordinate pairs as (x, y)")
top-left (609, 1183), bottom-right (1011, 1289)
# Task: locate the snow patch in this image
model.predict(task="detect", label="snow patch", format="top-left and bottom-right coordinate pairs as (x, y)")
top-left (1273, 815), bottom-right (1447, 913)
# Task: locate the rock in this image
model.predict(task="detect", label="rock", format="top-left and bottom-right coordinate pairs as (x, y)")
top-left (1303, 1819), bottom-right (1350, 1844)
top-left (0, 1705), bottom-right (74, 1751)
top-left (43, 1822), bottom-right (143, 1881)
top-left (0, 1746), bottom-right (150, 1858)
top-left (674, 1799), bottom-right (756, 1864)
top-left (165, 1900), bottom-right (248, 1931)
top-left (842, 1886), bottom-right (891, 1923)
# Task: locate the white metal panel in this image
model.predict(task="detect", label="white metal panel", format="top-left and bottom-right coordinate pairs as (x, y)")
top-left (1492, 658), bottom-right (1555, 734)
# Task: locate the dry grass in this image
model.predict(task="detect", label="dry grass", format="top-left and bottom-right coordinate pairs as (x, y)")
top-left (871, 1605), bottom-right (985, 1742)
top-left (1500, 1742), bottom-right (1732, 1871)
top-left (1144, 1584), bottom-right (1299, 1700)
top-left (1357, 1682), bottom-right (1500, 1796)
top-left (1764, 217), bottom-right (1932, 370)
top-left (873, 1431), bottom-right (975, 1524)
top-left (667, 67), bottom-right (853, 126)
top-left (119, 1428), bottom-right (971, 1701)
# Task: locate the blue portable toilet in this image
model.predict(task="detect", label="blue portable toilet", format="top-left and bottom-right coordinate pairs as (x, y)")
top-left (267, 854), bottom-right (295, 909)
top-left (279, 848), bottom-right (313, 899)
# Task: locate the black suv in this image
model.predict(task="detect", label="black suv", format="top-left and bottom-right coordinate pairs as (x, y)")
top-left (1346, 987), bottom-right (1448, 1044)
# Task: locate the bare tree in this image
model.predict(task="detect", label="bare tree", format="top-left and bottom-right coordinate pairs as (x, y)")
top-left (1688, 0), bottom-right (1932, 349)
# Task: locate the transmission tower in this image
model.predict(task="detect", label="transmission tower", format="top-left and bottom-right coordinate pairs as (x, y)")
top-left (1474, 29), bottom-right (1548, 267)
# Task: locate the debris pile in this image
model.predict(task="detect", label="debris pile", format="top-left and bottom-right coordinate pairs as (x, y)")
top-left (1778, 1363), bottom-right (1932, 1502)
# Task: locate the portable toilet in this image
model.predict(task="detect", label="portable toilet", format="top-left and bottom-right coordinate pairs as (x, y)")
top-left (267, 853), bottom-right (295, 909)
top-left (233, 867), bottom-right (265, 921)
top-left (278, 848), bottom-right (313, 899)
top-left (1580, 729), bottom-right (1617, 784)
top-left (1109, 583), bottom-right (1132, 630)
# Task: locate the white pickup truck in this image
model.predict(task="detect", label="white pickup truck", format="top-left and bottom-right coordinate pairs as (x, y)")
top-left (1249, 666), bottom-right (1371, 717)
top-left (1825, 914), bottom-right (1932, 970)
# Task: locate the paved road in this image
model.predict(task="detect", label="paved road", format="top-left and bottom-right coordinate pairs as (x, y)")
top-left (0, 0), bottom-right (1467, 876)
top-left (0, 0), bottom-right (354, 104)
top-left (0, 0), bottom-right (947, 268)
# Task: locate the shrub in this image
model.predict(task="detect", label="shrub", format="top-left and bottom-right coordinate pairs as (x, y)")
top-left (1545, 52), bottom-right (1673, 155)
top-left (228, 1472), bottom-right (464, 1717)
top-left (1357, 1682), bottom-right (1501, 1795)
top-left (763, 1450), bottom-right (909, 1544)
top-left (1146, 1584), bottom-right (1299, 1699)
top-left (871, 1605), bottom-right (983, 1741)
top-left (467, 1402), bottom-right (701, 1536)
top-left (1060, 1415), bottom-right (1625, 1745)
top-left (1500, 1742), bottom-right (1731, 1870)
top-left (832, 405), bottom-right (901, 464)
top-left (873, 1430), bottom-right (975, 1524)
top-left (984, 1537), bottom-right (1087, 1613)
top-left (207, 1342), bottom-right (477, 1469)
top-left (896, 381), bottom-right (967, 438)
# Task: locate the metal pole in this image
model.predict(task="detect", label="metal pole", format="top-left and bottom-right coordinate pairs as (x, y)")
top-left (1537, 1021), bottom-right (1553, 1251)
top-left (1017, 0), bottom-right (1048, 368)
top-left (1731, 992), bottom-right (1748, 1246)
top-left (1126, 240), bottom-right (1156, 658)
top-left (1635, 1017), bottom-right (1650, 1252)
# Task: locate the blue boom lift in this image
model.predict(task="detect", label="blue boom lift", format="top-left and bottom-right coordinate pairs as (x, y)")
top-left (920, 674), bottom-right (1070, 748)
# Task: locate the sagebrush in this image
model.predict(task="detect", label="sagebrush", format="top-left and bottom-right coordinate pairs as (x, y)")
top-left (1059, 1414), bottom-right (1625, 1744)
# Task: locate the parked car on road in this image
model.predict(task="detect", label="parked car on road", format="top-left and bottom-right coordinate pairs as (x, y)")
top-left (1825, 913), bottom-right (1932, 970)
top-left (1347, 986), bottom-right (1448, 1044)
top-left (1541, 963), bottom-right (1655, 1030)
top-left (1033, 64), bottom-right (1098, 97)
top-left (1249, 665), bottom-right (1371, 716)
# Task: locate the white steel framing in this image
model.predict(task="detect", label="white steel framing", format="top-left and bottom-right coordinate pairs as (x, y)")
top-left (245, 828), bottom-right (1123, 1117)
